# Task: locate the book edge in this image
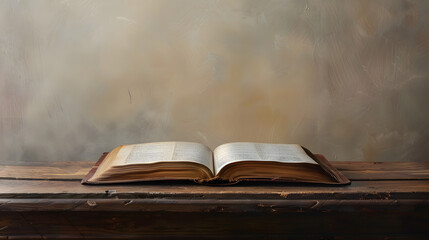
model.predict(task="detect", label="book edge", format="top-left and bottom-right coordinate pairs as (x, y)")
top-left (81, 152), bottom-right (109, 184)
top-left (302, 146), bottom-right (351, 185)
top-left (82, 150), bottom-right (351, 185)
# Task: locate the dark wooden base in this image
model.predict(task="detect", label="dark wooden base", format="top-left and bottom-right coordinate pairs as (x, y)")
top-left (2, 210), bottom-right (428, 239)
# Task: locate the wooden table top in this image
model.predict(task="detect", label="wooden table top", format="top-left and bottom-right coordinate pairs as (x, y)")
top-left (0, 161), bottom-right (428, 202)
top-left (1, 160), bottom-right (428, 239)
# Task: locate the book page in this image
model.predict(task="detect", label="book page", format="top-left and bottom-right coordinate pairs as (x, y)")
top-left (213, 142), bottom-right (317, 175)
top-left (111, 142), bottom-right (214, 174)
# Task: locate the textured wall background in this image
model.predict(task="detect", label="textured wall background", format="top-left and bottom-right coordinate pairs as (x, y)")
top-left (1, 0), bottom-right (428, 162)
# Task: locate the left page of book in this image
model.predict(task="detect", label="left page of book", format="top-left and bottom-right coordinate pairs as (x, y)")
top-left (107, 141), bottom-right (214, 174)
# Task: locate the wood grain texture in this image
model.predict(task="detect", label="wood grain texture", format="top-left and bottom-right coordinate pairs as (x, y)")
top-left (1, 211), bottom-right (427, 239)
top-left (0, 161), bottom-right (428, 239)
top-left (0, 161), bottom-right (91, 180)
top-left (0, 179), bottom-right (428, 200)
top-left (0, 198), bottom-right (428, 212)
top-left (1, 160), bottom-right (429, 180)
top-left (333, 161), bottom-right (429, 180)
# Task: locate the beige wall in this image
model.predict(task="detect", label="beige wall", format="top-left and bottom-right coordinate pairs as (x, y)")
top-left (1, 0), bottom-right (428, 162)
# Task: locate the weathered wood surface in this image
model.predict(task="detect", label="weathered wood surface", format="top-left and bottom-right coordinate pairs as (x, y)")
top-left (0, 179), bottom-right (428, 200)
top-left (0, 198), bottom-right (428, 212)
top-left (1, 211), bottom-right (427, 239)
top-left (1, 160), bottom-right (429, 180)
top-left (0, 161), bottom-right (428, 239)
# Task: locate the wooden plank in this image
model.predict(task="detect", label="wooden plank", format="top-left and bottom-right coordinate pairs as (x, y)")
top-left (0, 198), bottom-right (427, 212)
top-left (1, 211), bottom-right (428, 239)
top-left (0, 162), bottom-right (428, 238)
top-left (1, 161), bottom-right (429, 181)
top-left (0, 212), bottom-right (39, 236)
top-left (0, 179), bottom-right (427, 200)
top-left (0, 162), bottom-right (91, 180)
top-left (333, 162), bottom-right (429, 180)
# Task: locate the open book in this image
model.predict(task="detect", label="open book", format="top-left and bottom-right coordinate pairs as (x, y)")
top-left (82, 142), bottom-right (350, 185)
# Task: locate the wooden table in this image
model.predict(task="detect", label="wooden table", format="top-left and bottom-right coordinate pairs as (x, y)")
top-left (0, 160), bottom-right (428, 239)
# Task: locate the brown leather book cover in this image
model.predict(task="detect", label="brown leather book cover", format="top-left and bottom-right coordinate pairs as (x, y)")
top-left (81, 152), bottom-right (109, 184)
top-left (82, 149), bottom-right (351, 185)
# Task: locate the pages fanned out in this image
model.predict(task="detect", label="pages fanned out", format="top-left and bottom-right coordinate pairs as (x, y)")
top-left (213, 143), bottom-right (317, 175)
top-left (90, 142), bottom-right (214, 183)
top-left (82, 141), bottom-right (351, 185)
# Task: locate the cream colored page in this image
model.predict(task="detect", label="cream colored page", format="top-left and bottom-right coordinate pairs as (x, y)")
top-left (213, 142), bottom-right (317, 175)
top-left (111, 142), bottom-right (214, 174)
top-left (91, 145), bottom-right (124, 180)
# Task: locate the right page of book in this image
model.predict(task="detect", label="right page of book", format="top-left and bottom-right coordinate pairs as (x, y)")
top-left (213, 142), bottom-right (317, 175)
